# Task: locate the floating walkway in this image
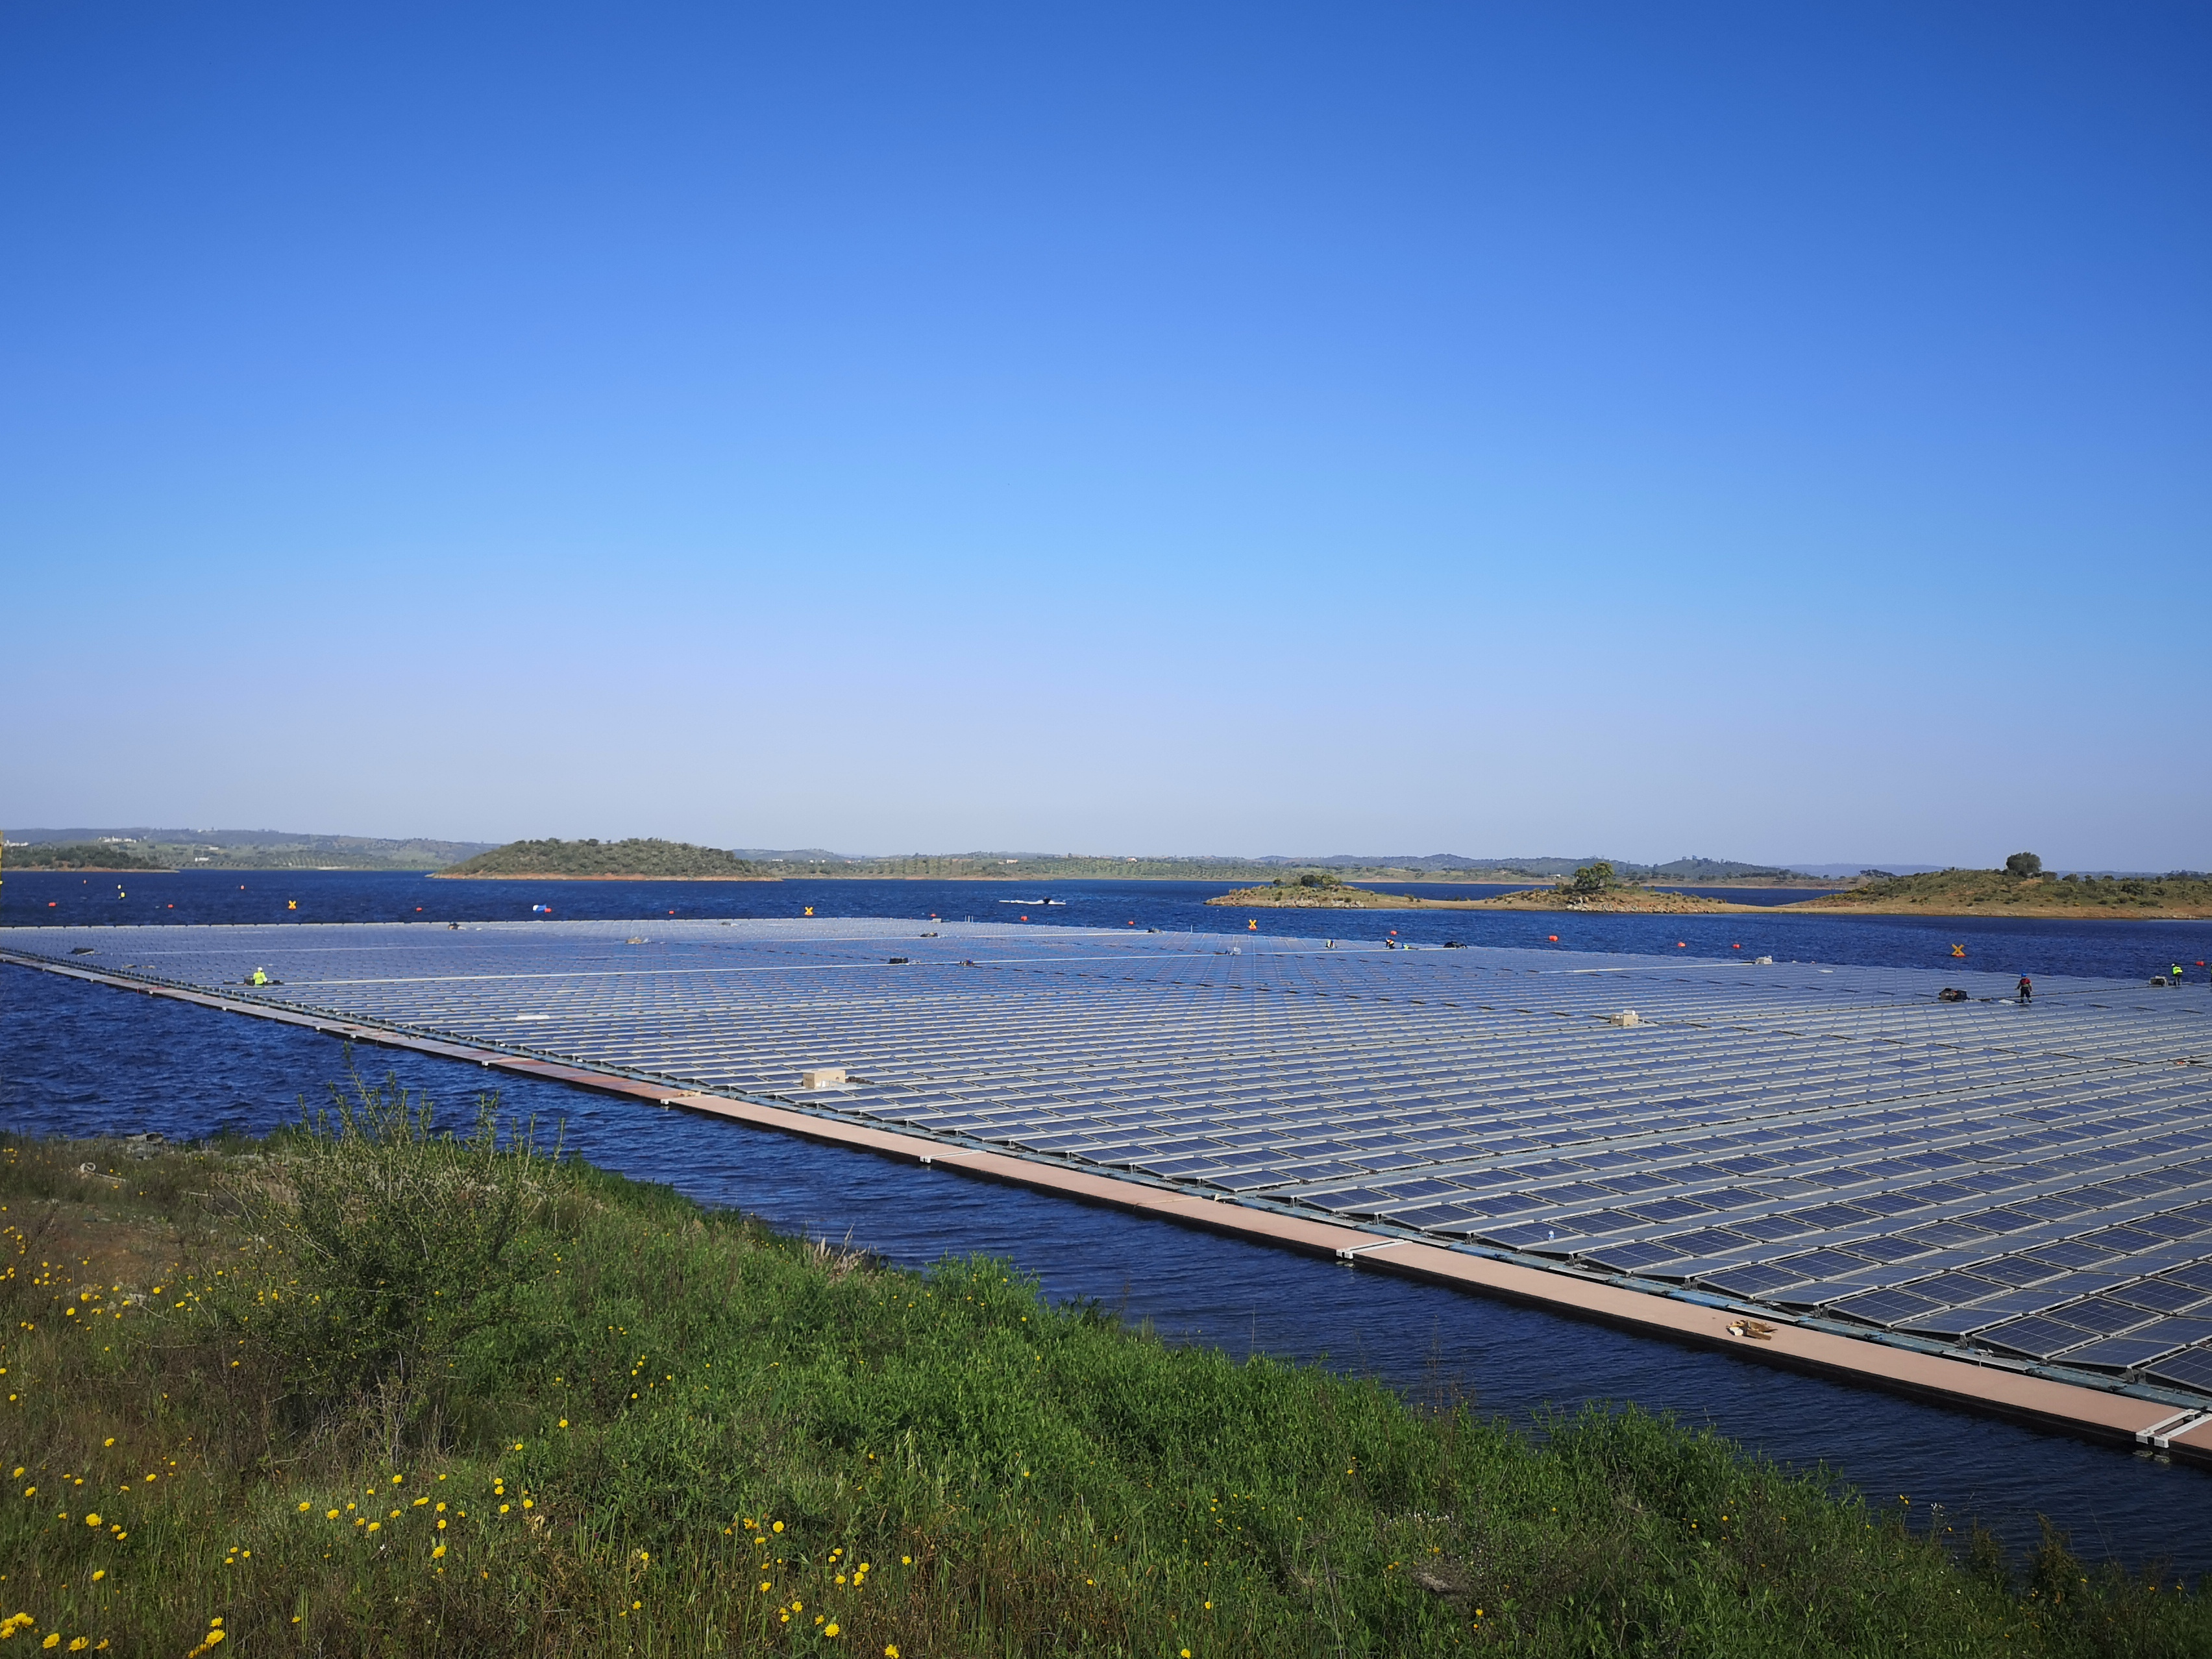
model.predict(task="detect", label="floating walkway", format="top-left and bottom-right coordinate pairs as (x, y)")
top-left (8, 918), bottom-right (2212, 1460)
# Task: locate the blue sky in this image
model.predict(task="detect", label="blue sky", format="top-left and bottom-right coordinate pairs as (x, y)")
top-left (3, 3), bottom-right (2206, 866)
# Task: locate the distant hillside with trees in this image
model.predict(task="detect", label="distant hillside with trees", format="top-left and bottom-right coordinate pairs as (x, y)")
top-left (423, 842), bottom-right (1836, 885)
top-left (1802, 855), bottom-right (2212, 917)
top-left (3, 840), bottom-right (172, 871)
top-left (439, 839), bottom-right (773, 879)
top-left (6, 828), bottom-right (495, 870)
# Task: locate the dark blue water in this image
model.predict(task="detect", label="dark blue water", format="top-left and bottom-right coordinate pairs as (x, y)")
top-left (8, 868), bottom-right (2210, 981)
top-left (5, 870), bottom-right (2211, 1572)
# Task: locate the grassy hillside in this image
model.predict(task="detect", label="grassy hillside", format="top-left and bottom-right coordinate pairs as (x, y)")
top-left (1806, 867), bottom-right (2212, 917)
top-left (1, 1081), bottom-right (2204, 1657)
top-left (439, 838), bottom-right (774, 879)
top-left (8, 830), bottom-right (496, 870)
top-left (1, 841), bottom-right (172, 872)
top-left (1208, 864), bottom-right (1773, 914)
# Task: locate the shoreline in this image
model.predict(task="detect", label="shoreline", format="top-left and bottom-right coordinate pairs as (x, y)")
top-left (1215, 885), bottom-right (2212, 922)
top-left (1216, 885), bottom-right (1791, 915)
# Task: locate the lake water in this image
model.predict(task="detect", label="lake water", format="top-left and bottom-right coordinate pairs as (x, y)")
top-left (5, 868), bottom-right (2210, 1572)
top-left (10, 868), bottom-right (2205, 980)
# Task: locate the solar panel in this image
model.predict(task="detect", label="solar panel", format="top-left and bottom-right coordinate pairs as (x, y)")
top-left (2050, 1297), bottom-right (2157, 1337)
top-left (1576, 1241), bottom-right (1682, 1275)
top-left (2111, 1278), bottom-right (2212, 1316)
top-left (2145, 1347), bottom-right (2212, 1392)
top-left (2127, 1316), bottom-right (2212, 1353)
top-left (1771, 1248), bottom-right (1874, 1279)
top-left (1695, 1263), bottom-right (1807, 1298)
top-left (1979, 1317), bottom-right (2098, 1360)
top-left (10, 915), bottom-right (2210, 1409)
top-left (2061, 1336), bottom-right (2183, 1372)
top-left (1829, 1289), bottom-right (1943, 1328)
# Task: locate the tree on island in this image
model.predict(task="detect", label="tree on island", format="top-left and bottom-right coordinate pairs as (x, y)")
top-left (1564, 861), bottom-right (1617, 895)
top-left (2004, 852), bottom-right (2043, 878)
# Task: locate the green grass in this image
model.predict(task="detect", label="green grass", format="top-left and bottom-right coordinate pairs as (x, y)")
top-left (1815, 868), bottom-right (2212, 913)
top-left (1, 1077), bottom-right (2206, 1656)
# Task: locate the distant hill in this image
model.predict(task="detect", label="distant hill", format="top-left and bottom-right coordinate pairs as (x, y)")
top-left (439, 839), bottom-right (774, 879)
top-left (1784, 862), bottom-right (1948, 879)
top-left (6, 828), bottom-right (495, 870)
top-left (1265, 853), bottom-right (1806, 880)
top-left (1800, 866), bottom-right (2212, 918)
top-left (711, 851), bottom-right (1815, 882)
top-left (2, 840), bottom-right (173, 871)
top-left (425, 845), bottom-right (1835, 883)
top-left (0, 827), bottom-right (1869, 885)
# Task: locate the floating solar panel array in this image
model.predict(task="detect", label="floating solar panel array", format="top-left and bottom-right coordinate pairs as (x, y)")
top-left (9, 917), bottom-right (2212, 1404)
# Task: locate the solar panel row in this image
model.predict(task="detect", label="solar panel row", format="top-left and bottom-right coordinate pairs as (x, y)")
top-left (8, 916), bottom-right (2208, 1405)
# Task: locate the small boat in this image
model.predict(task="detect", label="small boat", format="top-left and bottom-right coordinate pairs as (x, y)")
top-left (997, 897), bottom-right (1064, 905)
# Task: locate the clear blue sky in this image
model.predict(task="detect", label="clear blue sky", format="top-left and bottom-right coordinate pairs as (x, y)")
top-left (4, 3), bottom-right (2206, 866)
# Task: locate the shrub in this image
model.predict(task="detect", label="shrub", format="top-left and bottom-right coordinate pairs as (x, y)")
top-left (224, 1063), bottom-right (561, 1449)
